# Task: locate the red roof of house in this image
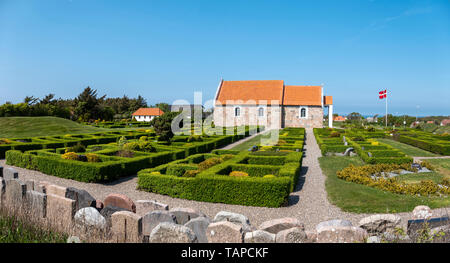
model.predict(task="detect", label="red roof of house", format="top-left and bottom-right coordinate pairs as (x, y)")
top-left (132, 108), bottom-right (164, 116)
top-left (283, 86), bottom-right (322, 106)
top-left (441, 119), bottom-right (450, 125)
top-left (216, 80), bottom-right (284, 105)
top-left (333, 116), bottom-right (346, 121)
top-left (215, 80), bottom-right (326, 106)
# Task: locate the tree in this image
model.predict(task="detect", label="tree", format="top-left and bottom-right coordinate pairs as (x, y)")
top-left (73, 87), bottom-right (106, 121)
top-left (155, 103), bottom-right (170, 114)
top-left (150, 112), bottom-right (179, 143)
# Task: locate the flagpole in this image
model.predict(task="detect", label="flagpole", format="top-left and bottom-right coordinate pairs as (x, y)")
top-left (385, 90), bottom-right (388, 128)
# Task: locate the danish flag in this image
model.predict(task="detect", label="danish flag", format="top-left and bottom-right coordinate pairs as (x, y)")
top-left (379, 90), bottom-right (387, 99)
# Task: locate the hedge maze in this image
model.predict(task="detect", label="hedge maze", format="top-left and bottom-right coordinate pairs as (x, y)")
top-left (137, 128), bottom-right (305, 207)
top-left (314, 128), bottom-right (413, 164)
top-left (391, 129), bottom-right (450, 156)
top-left (3, 126), bottom-right (261, 183)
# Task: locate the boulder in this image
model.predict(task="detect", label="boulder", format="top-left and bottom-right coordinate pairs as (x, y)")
top-left (316, 219), bottom-right (353, 232)
top-left (244, 230), bottom-right (276, 243)
top-left (316, 226), bottom-right (368, 243)
top-left (65, 187), bottom-right (96, 211)
top-left (412, 205), bottom-right (432, 220)
top-left (207, 221), bottom-right (244, 243)
top-left (366, 236), bottom-right (381, 243)
top-left (358, 214), bottom-right (401, 234)
top-left (275, 227), bottom-right (308, 243)
top-left (259, 218), bottom-right (304, 234)
top-left (104, 193), bottom-right (136, 213)
top-left (149, 222), bottom-right (198, 243)
top-left (100, 206), bottom-right (128, 227)
top-left (136, 200), bottom-right (169, 216)
top-left (213, 211), bottom-right (252, 232)
top-left (170, 207), bottom-right (205, 225)
top-left (74, 207), bottom-right (107, 230)
top-left (142, 210), bottom-right (177, 236)
top-left (185, 216), bottom-right (211, 243)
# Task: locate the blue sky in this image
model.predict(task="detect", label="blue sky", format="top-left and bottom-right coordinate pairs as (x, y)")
top-left (0, 0), bottom-right (449, 116)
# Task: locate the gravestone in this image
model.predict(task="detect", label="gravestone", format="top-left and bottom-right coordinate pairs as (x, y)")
top-left (142, 210), bottom-right (177, 237)
top-left (170, 207), bottom-right (205, 225)
top-left (111, 211), bottom-right (143, 243)
top-left (206, 221), bottom-right (244, 243)
top-left (407, 217), bottom-right (450, 239)
top-left (4, 179), bottom-right (27, 211)
top-left (149, 222), bottom-right (197, 243)
top-left (259, 218), bottom-right (304, 234)
top-left (3, 168), bottom-right (18, 180)
top-left (136, 200), bottom-right (169, 216)
top-left (104, 193), bottom-right (136, 213)
top-left (25, 190), bottom-right (47, 220)
top-left (46, 184), bottom-right (68, 197)
top-left (0, 166), bottom-right (3, 177)
top-left (185, 217), bottom-right (211, 243)
top-left (46, 193), bottom-right (76, 232)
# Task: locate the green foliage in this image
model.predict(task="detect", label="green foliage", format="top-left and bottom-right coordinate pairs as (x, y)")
top-left (66, 142), bottom-right (86, 153)
top-left (150, 112), bottom-right (180, 143)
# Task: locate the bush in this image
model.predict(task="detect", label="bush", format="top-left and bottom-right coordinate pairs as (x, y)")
top-left (229, 171), bottom-right (249, 177)
top-left (61, 152), bottom-right (79, 161)
top-left (139, 136), bottom-right (148, 141)
top-left (86, 153), bottom-right (101, 163)
top-left (198, 157), bottom-right (223, 170)
top-left (329, 131), bottom-right (340, 138)
top-left (66, 142), bottom-right (86, 153)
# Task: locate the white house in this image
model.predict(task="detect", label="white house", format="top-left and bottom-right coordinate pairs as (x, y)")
top-left (132, 108), bottom-right (164, 122)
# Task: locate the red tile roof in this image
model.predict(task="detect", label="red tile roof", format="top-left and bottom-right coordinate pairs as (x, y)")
top-left (216, 80), bottom-right (284, 105)
top-left (283, 86), bottom-right (322, 106)
top-left (132, 108), bottom-right (164, 116)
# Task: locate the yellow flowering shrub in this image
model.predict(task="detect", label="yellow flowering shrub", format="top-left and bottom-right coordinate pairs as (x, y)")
top-left (229, 171), bottom-right (249, 177)
top-left (61, 152), bottom-right (79, 161)
top-left (86, 153), bottom-right (101, 163)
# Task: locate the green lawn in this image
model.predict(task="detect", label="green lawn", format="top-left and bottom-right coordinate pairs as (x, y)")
top-left (377, 138), bottom-right (439, 157)
top-left (231, 131), bottom-right (277, 151)
top-left (0, 116), bottom-right (123, 138)
top-left (425, 159), bottom-right (450, 178)
top-left (319, 156), bottom-right (450, 213)
top-left (0, 214), bottom-right (66, 243)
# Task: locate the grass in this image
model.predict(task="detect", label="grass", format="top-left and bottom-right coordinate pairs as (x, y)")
top-left (425, 159), bottom-right (450, 178)
top-left (377, 138), bottom-right (439, 157)
top-left (0, 213), bottom-right (67, 243)
top-left (0, 116), bottom-right (147, 138)
top-left (319, 156), bottom-right (450, 213)
top-left (231, 131), bottom-right (277, 151)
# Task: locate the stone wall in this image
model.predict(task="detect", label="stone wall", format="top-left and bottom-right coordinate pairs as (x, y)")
top-left (213, 105), bottom-right (323, 129)
top-left (1, 166), bottom-right (449, 243)
top-left (213, 105), bottom-right (282, 129)
top-left (283, 106), bottom-right (323, 128)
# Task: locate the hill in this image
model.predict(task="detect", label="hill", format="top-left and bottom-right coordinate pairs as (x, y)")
top-left (0, 117), bottom-right (110, 138)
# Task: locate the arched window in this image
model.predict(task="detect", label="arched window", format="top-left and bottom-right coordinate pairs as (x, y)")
top-left (258, 107), bottom-right (264, 117)
top-left (235, 107), bottom-right (240, 117)
top-left (300, 107), bottom-right (307, 118)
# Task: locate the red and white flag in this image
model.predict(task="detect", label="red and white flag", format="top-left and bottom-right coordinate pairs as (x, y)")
top-left (379, 90), bottom-right (387, 99)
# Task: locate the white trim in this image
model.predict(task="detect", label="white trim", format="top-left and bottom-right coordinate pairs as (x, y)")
top-left (234, 106), bottom-right (241, 117)
top-left (299, 106), bottom-right (308, 119)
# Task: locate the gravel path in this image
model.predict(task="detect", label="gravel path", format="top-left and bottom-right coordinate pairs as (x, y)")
top-left (2, 128), bottom-right (449, 231)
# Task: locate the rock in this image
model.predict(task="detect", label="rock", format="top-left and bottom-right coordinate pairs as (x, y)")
top-left (213, 211), bottom-right (252, 232)
top-left (418, 167), bottom-right (432, 173)
top-left (185, 217), bottom-right (211, 243)
top-left (244, 230), bottom-right (275, 243)
top-left (100, 206), bottom-right (127, 227)
top-left (46, 193), bottom-right (76, 233)
top-left (358, 214), bottom-right (401, 234)
top-left (3, 168), bottom-right (18, 180)
top-left (25, 180), bottom-right (35, 191)
top-left (430, 225), bottom-right (450, 243)
top-left (24, 190), bottom-right (47, 220)
top-left (407, 217), bottom-right (450, 240)
top-left (207, 221), bottom-right (244, 243)
top-left (316, 219), bottom-right (353, 232)
top-left (74, 207), bottom-right (107, 230)
top-left (381, 232), bottom-right (411, 243)
top-left (304, 230), bottom-right (317, 243)
top-left (4, 179), bottom-right (27, 210)
top-left (170, 207), bottom-right (205, 225)
top-left (149, 222), bottom-right (197, 243)
top-left (95, 200), bottom-right (104, 211)
top-left (46, 184), bottom-right (68, 197)
top-left (259, 218), bottom-right (304, 234)
top-left (136, 200), bottom-right (169, 216)
top-left (67, 236), bottom-right (81, 243)
top-left (367, 236), bottom-right (381, 243)
top-left (275, 227), bottom-right (308, 243)
top-left (65, 187), bottom-right (96, 211)
top-left (111, 211), bottom-right (143, 243)
top-left (344, 147), bottom-right (354, 156)
top-left (104, 193), bottom-right (136, 213)
top-left (316, 226), bottom-right (368, 243)
top-left (412, 205), bottom-right (432, 220)
top-left (142, 210), bottom-right (177, 237)
top-left (399, 170), bottom-right (413, 175)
